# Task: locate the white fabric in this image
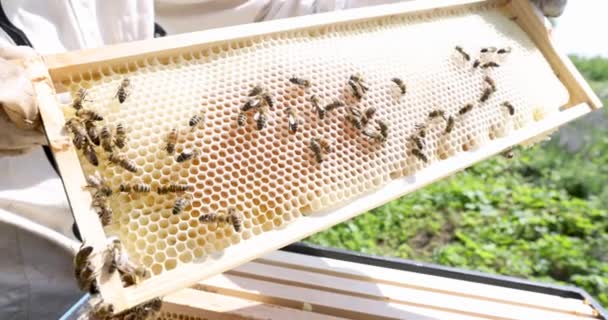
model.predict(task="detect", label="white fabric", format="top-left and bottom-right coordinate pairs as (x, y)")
top-left (0, 1), bottom-right (403, 318)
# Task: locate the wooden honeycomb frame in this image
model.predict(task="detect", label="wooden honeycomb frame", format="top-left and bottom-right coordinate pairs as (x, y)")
top-left (22, 0), bottom-right (601, 312)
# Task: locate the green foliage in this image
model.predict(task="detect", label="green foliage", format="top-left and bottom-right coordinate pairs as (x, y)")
top-left (305, 56), bottom-right (608, 307)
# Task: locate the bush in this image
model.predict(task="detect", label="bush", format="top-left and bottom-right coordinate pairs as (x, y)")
top-left (305, 56), bottom-right (608, 307)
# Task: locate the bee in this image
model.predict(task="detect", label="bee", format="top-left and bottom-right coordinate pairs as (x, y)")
top-left (189, 111), bottom-right (206, 131)
top-left (173, 197), bottom-right (189, 215)
top-left (72, 88), bottom-right (89, 110)
top-left (484, 76), bottom-right (497, 92)
top-left (309, 95), bottom-right (325, 119)
top-left (237, 111), bottom-right (247, 126)
top-left (444, 116), bottom-right (455, 134)
top-left (93, 196), bottom-right (113, 226)
top-left (391, 78), bottom-right (407, 95)
top-left (325, 100), bottom-right (345, 113)
top-left (346, 107), bottom-right (363, 130)
top-left (165, 128), bottom-right (178, 154)
top-left (409, 134), bottom-right (424, 150)
top-left (157, 184), bottom-right (191, 194)
top-left (455, 46), bottom-right (471, 61)
top-left (501, 101), bottom-right (515, 116)
top-left (309, 137), bottom-right (325, 164)
top-left (458, 103), bottom-right (474, 115)
top-left (501, 147), bottom-right (514, 159)
top-left (254, 106), bottom-right (268, 130)
top-left (376, 120), bottom-right (389, 141)
top-left (289, 76), bottom-right (311, 88)
top-left (479, 87), bottom-right (494, 103)
top-left (286, 106), bottom-right (299, 133)
top-left (361, 107), bottom-right (376, 126)
top-left (85, 173), bottom-right (112, 197)
top-left (242, 97), bottom-right (262, 112)
top-left (119, 183), bottom-right (151, 193)
top-left (114, 123), bottom-right (127, 149)
top-left (76, 109), bottom-right (103, 121)
top-left (84, 121), bottom-right (100, 146)
top-left (91, 300), bottom-right (115, 319)
top-left (105, 238), bottom-right (122, 274)
top-left (65, 119), bottom-right (88, 150)
top-left (411, 148), bottom-right (428, 163)
top-left (261, 92), bottom-right (275, 109)
top-left (83, 142), bottom-right (99, 166)
top-left (176, 149), bottom-right (200, 163)
top-left (100, 126), bottom-right (113, 153)
top-left (74, 245), bottom-right (94, 286)
top-left (497, 47), bottom-right (512, 55)
top-left (481, 62), bottom-right (500, 69)
top-left (415, 123), bottom-right (427, 138)
top-left (115, 78), bottom-right (131, 103)
top-left (108, 153), bottom-right (138, 173)
top-left (350, 73), bottom-right (369, 91)
top-left (473, 59), bottom-right (481, 68)
top-left (480, 47), bottom-right (497, 53)
top-left (121, 298), bottom-right (163, 319)
top-left (363, 128), bottom-right (384, 143)
top-left (348, 79), bottom-right (364, 100)
top-left (428, 109), bottom-right (446, 121)
top-left (248, 85), bottom-right (264, 97)
top-left (199, 207), bottom-right (242, 232)
top-left (230, 208), bottom-right (243, 232)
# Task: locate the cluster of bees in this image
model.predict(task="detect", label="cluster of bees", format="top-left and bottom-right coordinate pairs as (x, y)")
top-left (236, 74), bottom-right (396, 164)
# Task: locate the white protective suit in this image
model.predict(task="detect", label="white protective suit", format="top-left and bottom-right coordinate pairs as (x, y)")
top-left (0, 0), bottom-right (565, 319)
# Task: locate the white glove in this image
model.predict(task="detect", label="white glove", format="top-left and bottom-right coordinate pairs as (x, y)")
top-left (0, 46), bottom-right (46, 156)
top-left (531, 0), bottom-right (567, 17)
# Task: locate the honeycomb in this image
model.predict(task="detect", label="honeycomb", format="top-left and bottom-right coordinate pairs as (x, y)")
top-left (59, 3), bottom-right (568, 281)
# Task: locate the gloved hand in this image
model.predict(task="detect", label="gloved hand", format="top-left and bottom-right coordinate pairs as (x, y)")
top-left (531, 0), bottom-right (567, 18)
top-left (0, 46), bottom-right (46, 156)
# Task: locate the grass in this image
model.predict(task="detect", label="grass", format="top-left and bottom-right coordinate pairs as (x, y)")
top-left (305, 56), bottom-right (608, 306)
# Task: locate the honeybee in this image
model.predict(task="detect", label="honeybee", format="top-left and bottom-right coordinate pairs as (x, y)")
top-left (363, 128), bottom-right (384, 143)
top-left (254, 106), bottom-right (268, 130)
top-left (497, 47), bottom-right (512, 55)
top-left (481, 62), bottom-right (500, 69)
top-left (348, 79), bottom-right (364, 100)
top-left (428, 109), bottom-right (446, 121)
top-left (415, 123), bottom-right (427, 138)
top-left (261, 92), bottom-right (275, 109)
top-left (501, 147), bottom-right (514, 159)
top-left (115, 78), bottom-right (131, 103)
top-left (361, 107), bottom-right (376, 126)
top-left (189, 111), bottom-right (206, 131)
top-left (74, 245), bottom-right (95, 291)
top-left (100, 126), bottom-right (113, 153)
top-left (242, 97), bottom-right (262, 112)
top-left (409, 134), bottom-right (424, 150)
top-left (119, 183), bottom-right (151, 193)
top-left (309, 95), bottom-right (325, 119)
top-left (72, 88), bottom-right (89, 110)
top-left (108, 153), bottom-right (138, 173)
top-left (76, 109), bottom-right (104, 121)
top-left (484, 76), bottom-right (497, 92)
top-left (454, 46), bottom-right (471, 61)
top-left (237, 111), bottom-right (247, 126)
top-left (376, 120), bottom-right (389, 141)
top-left (93, 196), bottom-right (113, 226)
top-left (84, 142), bottom-right (99, 166)
top-left (119, 297), bottom-right (163, 320)
top-left (105, 238), bottom-right (122, 274)
top-left (85, 173), bottom-right (112, 197)
top-left (199, 207), bottom-right (242, 232)
top-left (391, 78), bottom-right (407, 95)
top-left (91, 300), bottom-right (114, 319)
top-left (248, 85), bottom-right (264, 97)
top-left (165, 128), bottom-right (178, 154)
top-left (325, 100), bottom-right (345, 113)
top-left (289, 76), bottom-right (311, 88)
top-left (286, 106), bottom-right (300, 133)
top-left (172, 197), bottom-right (190, 215)
top-left (480, 47), bottom-right (497, 53)
top-left (473, 59), bottom-right (481, 68)
top-left (444, 115), bottom-right (455, 134)
top-left (346, 107), bottom-right (363, 130)
top-left (501, 101), bottom-right (515, 116)
top-left (230, 208), bottom-right (243, 232)
top-left (411, 148), bottom-right (428, 163)
top-left (350, 73), bottom-right (369, 92)
top-left (85, 121), bottom-right (100, 146)
top-left (309, 137), bottom-right (324, 164)
top-left (114, 123), bottom-right (127, 149)
top-left (157, 184), bottom-right (191, 194)
top-left (175, 149), bottom-right (200, 163)
top-left (479, 87), bottom-right (494, 103)
top-left (458, 103), bottom-right (474, 116)
top-left (65, 119), bottom-right (88, 150)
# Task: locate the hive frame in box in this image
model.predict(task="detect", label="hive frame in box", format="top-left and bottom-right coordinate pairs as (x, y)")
top-left (22, 0), bottom-right (601, 312)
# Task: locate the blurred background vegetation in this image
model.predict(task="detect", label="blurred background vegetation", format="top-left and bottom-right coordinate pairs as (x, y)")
top-left (305, 56), bottom-right (608, 307)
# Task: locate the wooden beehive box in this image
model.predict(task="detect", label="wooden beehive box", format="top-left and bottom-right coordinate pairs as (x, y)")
top-left (22, 0), bottom-right (601, 312)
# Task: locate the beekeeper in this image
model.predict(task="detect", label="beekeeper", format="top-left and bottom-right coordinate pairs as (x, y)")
top-left (0, 0), bottom-right (567, 319)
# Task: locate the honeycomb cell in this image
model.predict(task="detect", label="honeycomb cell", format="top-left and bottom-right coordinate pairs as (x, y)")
top-left (64, 3), bottom-right (567, 278)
